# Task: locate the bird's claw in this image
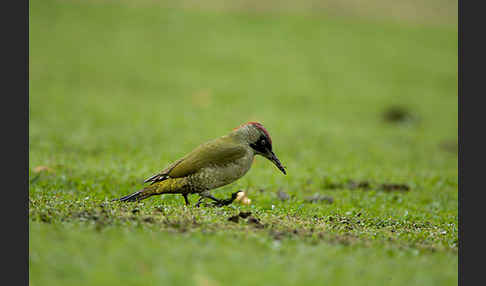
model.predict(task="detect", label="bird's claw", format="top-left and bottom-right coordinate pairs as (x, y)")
top-left (210, 201), bottom-right (226, 207)
top-left (210, 199), bottom-right (230, 207)
top-left (210, 192), bottom-right (240, 207)
top-left (195, 191), bottom-right (240, 208)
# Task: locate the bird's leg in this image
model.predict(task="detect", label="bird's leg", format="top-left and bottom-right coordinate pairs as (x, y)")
top-left (195, 191), bottom-right (239, 207)
top-left (182, 193), bottom-right (190, 206)
top-left (205, 194), bottom-right (223, 203)
top-left (212, 191), bottom-right (241, 207)
top-left (195, 191), bottom-right (222, 207)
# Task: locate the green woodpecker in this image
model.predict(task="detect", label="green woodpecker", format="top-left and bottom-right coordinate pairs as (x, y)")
top-left (115, 122), bottom-right (286, 206)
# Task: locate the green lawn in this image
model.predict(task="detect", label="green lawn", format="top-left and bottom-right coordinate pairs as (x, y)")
top-left (29, 0), bottom-right (458, 285)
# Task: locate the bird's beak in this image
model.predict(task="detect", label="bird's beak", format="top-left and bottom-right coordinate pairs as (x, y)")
top-left (265, 150), bottom-right (287, 175)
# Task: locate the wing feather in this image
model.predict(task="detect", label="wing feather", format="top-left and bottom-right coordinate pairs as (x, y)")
top-left (143, 157), bottom-right (185, 184)
top-left (144, 136), bottom-right (247, 184)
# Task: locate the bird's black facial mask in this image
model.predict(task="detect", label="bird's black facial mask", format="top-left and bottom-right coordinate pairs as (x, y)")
top-left (250, 135), bottom-right (270, 154)
top-left (250, 135), bottom-right (286, 175)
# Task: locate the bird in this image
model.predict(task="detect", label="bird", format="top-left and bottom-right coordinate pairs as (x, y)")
top-left (114, 122), bottom-right (286, 206)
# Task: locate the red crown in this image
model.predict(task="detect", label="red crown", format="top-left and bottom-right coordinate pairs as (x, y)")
top-left (235, 122), bottom-right (272, 145)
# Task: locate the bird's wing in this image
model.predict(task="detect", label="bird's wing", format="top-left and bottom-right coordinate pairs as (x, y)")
top-left (143, 157), bottom-right (185, 184)
top-left (144, 137), bottom-right (247, 183)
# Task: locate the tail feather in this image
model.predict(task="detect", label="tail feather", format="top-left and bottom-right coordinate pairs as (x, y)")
top-left (113, 189), bottom-right (155, 202)
top-left (113, 191), bottom-right (142, 202)
top-left (144, 174), bottom-right (168, 185)
top-left (113, 177), bottom-right (189, 203)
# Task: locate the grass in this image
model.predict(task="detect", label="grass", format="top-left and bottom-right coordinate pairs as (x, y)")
top-left (29, 0), bottom-right (458, 285)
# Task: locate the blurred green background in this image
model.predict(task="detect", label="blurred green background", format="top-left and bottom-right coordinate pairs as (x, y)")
top-left (29, 0), bottom-right (457, 285)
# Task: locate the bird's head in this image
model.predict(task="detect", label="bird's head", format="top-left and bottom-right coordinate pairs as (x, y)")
top-left (233, 122), bottom-right (286, 175)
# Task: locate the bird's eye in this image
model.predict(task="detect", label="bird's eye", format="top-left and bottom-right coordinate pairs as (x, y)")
top-left (261, 139), bottom-right (266, 145)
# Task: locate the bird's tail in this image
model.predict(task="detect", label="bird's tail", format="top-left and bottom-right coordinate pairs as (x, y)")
top-left (113, 186), bottom-right (158, 202)
top-left (113, 177), bottom-right (189, 202)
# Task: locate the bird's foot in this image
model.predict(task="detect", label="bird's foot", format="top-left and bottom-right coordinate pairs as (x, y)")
top-left (195, 191), bottom-right (240, 208)
top-left (210, 191), bottom-right (241, 207)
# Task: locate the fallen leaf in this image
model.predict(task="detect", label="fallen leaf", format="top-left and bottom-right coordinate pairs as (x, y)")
top-left (33, 165), bottom-right (54, 173)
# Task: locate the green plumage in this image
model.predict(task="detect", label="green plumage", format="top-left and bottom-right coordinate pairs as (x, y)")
top-left (162, 136), bottom-right (247, 179)
top-left (115, 122), bottom-right (285, 205)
